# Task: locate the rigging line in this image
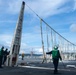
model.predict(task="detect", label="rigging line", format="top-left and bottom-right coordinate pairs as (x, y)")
top-left (25, 3), bottom-right (41, 19)
top-left (51, 29), bottom-right (54, 49)
top-left (40, 19), bottom-right (46, 59)
top-left (41, 19), bottom-right (76, 46)
top-left (46, 25), bottom-right (49, 51)
top-left (25, 3), bottom-right (76, 46)
top-left (54, 31), bottom-right (56, 45)
top-left (58, 35), bottom-right (62, 51)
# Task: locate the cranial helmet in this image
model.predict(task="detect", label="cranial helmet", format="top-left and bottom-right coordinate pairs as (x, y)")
top-left (54, 45), bottom-right (58, 49)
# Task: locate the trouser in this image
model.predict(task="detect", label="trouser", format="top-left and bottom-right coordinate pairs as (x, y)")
top-left (53, 58), bottom-right (59, 73)
top-left (0, 56), bottom-right (3, 67)
top-left (3, 56), bottom-right (7, 65)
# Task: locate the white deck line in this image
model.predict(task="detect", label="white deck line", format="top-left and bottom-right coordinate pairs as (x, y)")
top-left (19, 66), bottom-right (76, 72)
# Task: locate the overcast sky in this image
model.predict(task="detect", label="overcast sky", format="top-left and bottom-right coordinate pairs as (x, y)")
top-left (0, 0), bottom-right (76, 54)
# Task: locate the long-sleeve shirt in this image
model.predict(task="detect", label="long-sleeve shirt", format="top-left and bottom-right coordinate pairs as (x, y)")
top-left (46, 50), bottom-right (62, 60)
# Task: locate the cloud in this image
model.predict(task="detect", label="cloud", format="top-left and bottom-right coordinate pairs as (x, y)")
top-left (0, 34), bottom-right (30, 53)
top-left (21, 42), bottom-right (27, 50)
top-left (0, 0), bottom-right (76, 54)
top-left (0, 33), bottom-right (42, 53)
top-left (7, 0), bottom-right (22, 14)
top-left (32, 47), bottom-right (43, 54)
top-left (0, 0), bottom-right (74, 18)
top-left (0, 0), bottom-right (2, 5)
top-left (74, 0), bottom-right (76, 10)
top-left (19, 47), bottom-right (43, 54)
top-left (70, 24), bottom-right (76, 32)
top-left (0, 20), bottom-right (16, 23)
top-left (24, 0), bottom-right (71, 18)
top-left (38, 48), bottom-right (43, 53)
top-left (22, 33), bottom-right (41, 44)
top-left (0, 34), bottom-right (13, 48)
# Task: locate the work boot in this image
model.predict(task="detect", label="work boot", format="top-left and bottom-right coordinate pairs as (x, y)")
top-left (54, 70), bottom-right (58, 74)
top-left (0, 66), bottom-right (3, 68)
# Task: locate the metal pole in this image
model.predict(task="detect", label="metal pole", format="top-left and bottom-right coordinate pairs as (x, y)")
top-left (46, 25), bottom-right (49, 51)
top-left (51, 29), bottom-right (53, 49)
top-left (40, 19), bottom-right (46, 63)
top-left (9, 1), bottom-right (25, 66)
top-left (54, 31), bottom-right (56, 46)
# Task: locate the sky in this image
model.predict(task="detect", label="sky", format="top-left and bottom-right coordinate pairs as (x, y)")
top-left (0, 0), bottom-right (76, 54)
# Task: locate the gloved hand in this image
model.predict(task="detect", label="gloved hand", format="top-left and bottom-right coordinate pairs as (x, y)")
top-left (46, 52), bottom-right (48, 54)
top-left (60, 58), bottom-right (62, 61)
top-left (46, 51), bottom-right (51, 54)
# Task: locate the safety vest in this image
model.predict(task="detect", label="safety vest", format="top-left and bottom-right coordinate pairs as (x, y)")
top-left (0, 49), bottom-right (3, 56)
top-left (52, 49), bottom-right (59, 58)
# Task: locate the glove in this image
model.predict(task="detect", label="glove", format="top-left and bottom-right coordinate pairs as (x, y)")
top-left (60, 58), bottom-right (62, 61)
top-left (46, 52), bottom-right (48, 54)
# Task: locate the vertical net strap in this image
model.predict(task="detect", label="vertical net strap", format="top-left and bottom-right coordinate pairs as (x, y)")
top-left (40, 19), bottom-right (45, 59)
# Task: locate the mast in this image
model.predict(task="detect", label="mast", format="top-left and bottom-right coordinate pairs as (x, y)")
top-left (9, 1), bottom-right (25, 66)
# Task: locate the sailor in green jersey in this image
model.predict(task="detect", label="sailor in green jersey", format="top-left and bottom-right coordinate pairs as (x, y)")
top-left (46, 45), bottom-right (62, 74)
top-left (0, 46), bottom-right (4, 68)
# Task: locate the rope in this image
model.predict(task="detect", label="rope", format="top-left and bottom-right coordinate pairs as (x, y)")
top-left (46, 25), bottom-right (50, 51)
top-left (25, 3), bottom-right (76, 46)
top-left (51, 29), bottom-right (53, 49)
top-left (53, 31), bottom-right (56, 46)
top-left (40, 19), bottom-right (46, 60)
